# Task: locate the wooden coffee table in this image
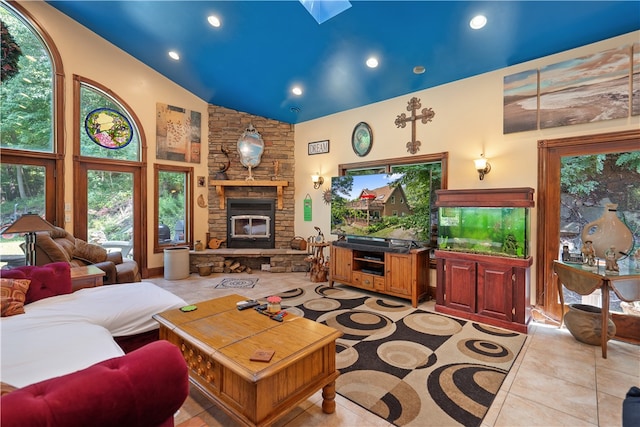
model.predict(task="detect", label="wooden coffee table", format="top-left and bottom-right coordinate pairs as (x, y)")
top-left (153, 294), bottom-right (342, 426)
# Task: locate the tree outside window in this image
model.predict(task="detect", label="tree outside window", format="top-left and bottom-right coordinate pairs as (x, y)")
top-left (155, 165), bottom-right (192, 252)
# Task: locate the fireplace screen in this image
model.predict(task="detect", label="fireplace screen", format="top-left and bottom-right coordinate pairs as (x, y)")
top-left (230, 215), bottom-right (271, 239)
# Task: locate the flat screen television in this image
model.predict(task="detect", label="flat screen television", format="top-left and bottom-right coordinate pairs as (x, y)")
top-left (330, 172), bottom-right (432, 246)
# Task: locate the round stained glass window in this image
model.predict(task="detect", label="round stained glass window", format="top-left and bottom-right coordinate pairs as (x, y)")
top-left (84, 108), bottom-right (133, 149)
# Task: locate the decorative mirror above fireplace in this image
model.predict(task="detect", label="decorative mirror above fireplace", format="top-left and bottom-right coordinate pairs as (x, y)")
top-left (237, 123), bottom-right (264, 180)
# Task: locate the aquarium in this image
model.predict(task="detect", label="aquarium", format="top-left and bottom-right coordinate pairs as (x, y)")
top-left (438, 206), bottom-right (529, 258)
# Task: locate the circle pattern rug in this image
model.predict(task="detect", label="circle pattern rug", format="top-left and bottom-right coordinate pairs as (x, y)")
top-left (273, 284), bottom-right (527, 427)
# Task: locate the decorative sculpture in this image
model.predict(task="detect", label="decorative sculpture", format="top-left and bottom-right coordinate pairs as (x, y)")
top-left (212, 146), bottom-right (230, 180)
top-left (394, 97), bottom-right (435, 154)
top-left (604, 246), bottom-right (619, 272)
top-left (237, 124), bottom-right (264, 181)
top-left (581, 240), bottom-right (596, 267)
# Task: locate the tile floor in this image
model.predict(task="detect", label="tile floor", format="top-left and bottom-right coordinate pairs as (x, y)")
top-left (146, 271), bottom-right (639, 427)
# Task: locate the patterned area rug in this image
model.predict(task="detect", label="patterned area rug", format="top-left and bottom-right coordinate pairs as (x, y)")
top-left (273, 284), bottom-right (527, 427)
top-left (215, 277), bottom-right (258, 289)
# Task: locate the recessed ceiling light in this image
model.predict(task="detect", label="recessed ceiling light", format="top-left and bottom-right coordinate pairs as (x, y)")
top-left (207, 15), bottom-right (221, 27)
top-left (366, 57), bottom-right (379, 68)
top-left (292, 86), bottom-right (303, 96)
top-left (168, 51), bottom-right (180, 60)
top-left (470, 15), bottom-right (487, 30)
top-left (413, 65), bottom-right (426, 74)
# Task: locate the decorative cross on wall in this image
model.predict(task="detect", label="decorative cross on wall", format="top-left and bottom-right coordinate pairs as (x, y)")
top-left (394, 97), bottom-right (435, 154)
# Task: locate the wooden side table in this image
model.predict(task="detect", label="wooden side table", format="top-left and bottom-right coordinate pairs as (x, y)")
top-left (71, 265), bottom-right (105, 291)
top-left (308, 242), bottom-right (330, 282)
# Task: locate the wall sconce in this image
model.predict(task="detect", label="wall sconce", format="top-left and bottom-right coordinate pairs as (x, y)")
top-left (474, 154), bottom-right (491, 180)
top-left (311, 172), bottom-right (324, 189)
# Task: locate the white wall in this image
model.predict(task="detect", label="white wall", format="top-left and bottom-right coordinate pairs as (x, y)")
top-left (294, 31), bottom-right (640, 298)
top-left (20, 1), bottom-right (210, 270)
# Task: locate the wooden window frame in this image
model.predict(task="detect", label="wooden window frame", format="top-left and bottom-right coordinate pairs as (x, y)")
top-left (2, 2), bottom-right (65, 225)
top-left (154, 164), bottom-right (194, 253)
top-left (73, 75), bottom-right (148, 274)
top-left (536, 129), bottom-right (640, 322)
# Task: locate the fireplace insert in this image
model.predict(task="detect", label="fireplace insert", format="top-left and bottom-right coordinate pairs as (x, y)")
top-left (227, 199), bottom-right (275, 248)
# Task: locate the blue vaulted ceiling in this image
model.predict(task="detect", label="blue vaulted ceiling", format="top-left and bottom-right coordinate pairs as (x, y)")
top-left (46, 1), bottom-right (640, 124)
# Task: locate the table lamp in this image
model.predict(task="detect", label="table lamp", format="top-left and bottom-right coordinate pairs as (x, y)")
top-left (1, 214), bottom-right (56, 266)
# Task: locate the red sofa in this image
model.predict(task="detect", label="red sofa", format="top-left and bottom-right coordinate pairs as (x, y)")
top-left (1, 262), bottom-right (190, 426)
top-left (1, 340), bottom-right (189, 427)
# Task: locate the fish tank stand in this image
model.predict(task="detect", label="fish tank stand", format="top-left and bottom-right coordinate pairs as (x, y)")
top-left (434, 187), bottom-right (534, 333)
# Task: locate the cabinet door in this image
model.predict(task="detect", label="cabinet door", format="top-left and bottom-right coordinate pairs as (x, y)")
top-left (330, 246), bottom-right (352, 283)
top-left (385, 253), bottom-right (412, 296)
top-left (477, 263), bottom-right (513, 322)
top-left (444, 259), bottom-right (476, 313)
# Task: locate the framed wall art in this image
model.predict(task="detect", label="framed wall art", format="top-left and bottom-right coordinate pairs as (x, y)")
top-left (351, 122), bottom-right (372, 157)
top-left (156, 103), bottom-right (201, 163)
top-left (308, 139), bottom-right (330, 155)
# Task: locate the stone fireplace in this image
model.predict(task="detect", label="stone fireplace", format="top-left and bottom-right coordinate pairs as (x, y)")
top-left (188, 106), bottom-right (307, 273)
top-left (206, 105), bottom-right (296, 250)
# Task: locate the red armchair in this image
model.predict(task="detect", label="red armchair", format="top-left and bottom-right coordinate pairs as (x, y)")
top-left (1, 340), bottom-right (189, 427)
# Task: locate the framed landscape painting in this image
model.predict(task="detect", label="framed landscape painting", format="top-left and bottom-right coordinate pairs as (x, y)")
top-left (503, 69), bottom-right (538, 134)
top-left (539, 46), bottom-right (630, 129)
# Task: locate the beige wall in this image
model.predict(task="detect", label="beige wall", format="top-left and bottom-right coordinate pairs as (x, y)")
top-left (17, 1), bottom-right (640, 282)
top-left (19, 1), bottom-right (209, 269)
top-left (294, 31), bottom-right (640, 299)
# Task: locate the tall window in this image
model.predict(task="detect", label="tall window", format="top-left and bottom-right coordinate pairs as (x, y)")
top-left (537, 130), bottom-right (640, 324)
top-left (0, 3), bottom-right (62, 267)
top-left (79, 84), bottom-right (140, 161)
top-left (559, 152), bottom-right (639, 312)
top-left (73, 76), bottom-right (146, 269)
top-left (1, 5), bottom-right (53, 153)
top-left (154, 165), bottom-right (193, 252)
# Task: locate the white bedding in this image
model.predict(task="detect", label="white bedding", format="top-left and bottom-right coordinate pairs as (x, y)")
top-left (0, 281), bottom-right (186, 388)
top-left (1, 318), bottom-right (124, 388)
top-left (21, 281), bottom-right (186, 336)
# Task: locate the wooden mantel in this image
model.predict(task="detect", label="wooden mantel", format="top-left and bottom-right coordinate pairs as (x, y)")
top-left (209, 180), bottom-right (289, 210)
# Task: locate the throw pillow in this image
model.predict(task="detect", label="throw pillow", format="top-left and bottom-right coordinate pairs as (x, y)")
top-left (0, 262), bottom-right (72, 304)
top-left (0, 278), bottom-right (31, 317)
top-left (73, 239), bottom-right (108, 264)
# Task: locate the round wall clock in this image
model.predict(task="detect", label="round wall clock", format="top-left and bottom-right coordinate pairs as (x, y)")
top-left (351, 122), bottom-right (372, 157)
top-left (84, 108), bottom-right (133, 149)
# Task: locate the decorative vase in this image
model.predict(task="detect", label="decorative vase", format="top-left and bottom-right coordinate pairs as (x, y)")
top-left (194, 240), bottom-right (204, 251)
top-left (564, 304), bottom-right (616, 346)
top-left (581, 203), bottom-right (633, 260)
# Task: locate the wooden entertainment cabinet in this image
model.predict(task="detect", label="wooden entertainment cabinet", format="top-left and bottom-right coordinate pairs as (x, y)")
top-left (329, 242), bottom-right (429, 308)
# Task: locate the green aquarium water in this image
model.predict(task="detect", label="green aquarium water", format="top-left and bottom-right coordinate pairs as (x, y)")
top-left (438, 207), bottom-right (529, 258)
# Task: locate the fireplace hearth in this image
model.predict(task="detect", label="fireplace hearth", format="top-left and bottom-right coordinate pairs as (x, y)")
top-left (227, 199), bottom-right (275, 248)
